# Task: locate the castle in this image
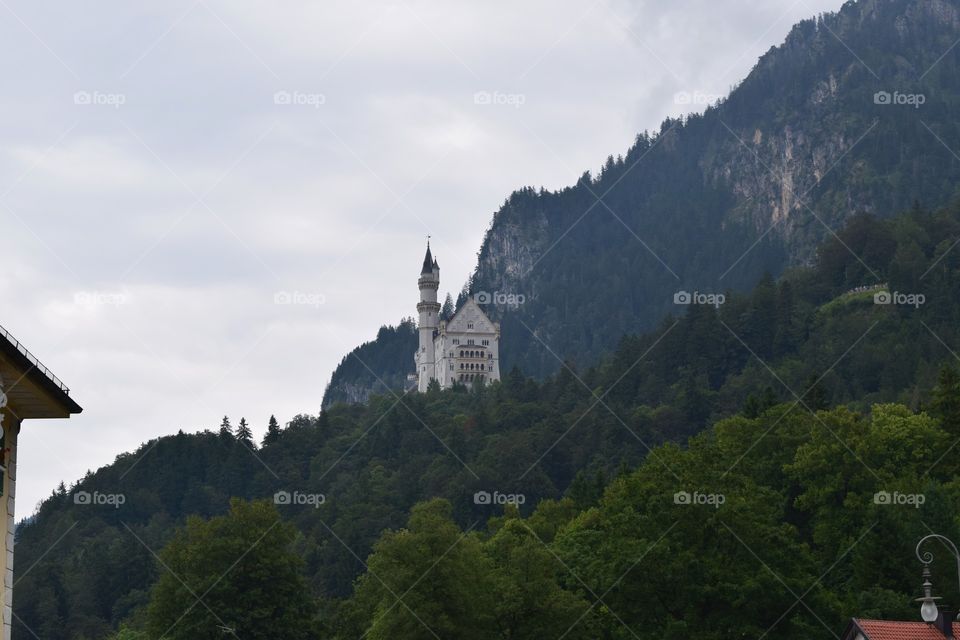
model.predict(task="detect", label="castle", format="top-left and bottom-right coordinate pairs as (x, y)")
top-left (415, 241), bottom-right (501, 391)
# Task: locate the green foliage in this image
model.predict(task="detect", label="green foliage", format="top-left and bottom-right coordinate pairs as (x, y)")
top-left (15, 201), bottom-right (960, 638)
top-left (335, 403), bottom-right (958, 639)
top-left (145, 500), bottom-right (317, 640)
top-left (343, 499), bottom-right (593, 640)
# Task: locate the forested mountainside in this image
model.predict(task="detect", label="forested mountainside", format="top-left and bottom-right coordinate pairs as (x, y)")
top-left (324, 0), bottom-right (960, 404)
top-left (321, 321), bottom-right (417, 406)
top-left (17, 199), bottom-right (960, 638)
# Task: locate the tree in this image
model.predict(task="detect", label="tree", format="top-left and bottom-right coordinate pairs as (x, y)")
top-left (262, 414), bottom-right (282, 447)
top-left (932, 364), bottom-right (960, 436)
top-left (350, 499), bottom-right (496, 640)
top-left (441, 293), bottom-right (455, 321)
top-left (484, 517), bottom-right (594, 639)
top-left (218, 416), bottom-right (232, 440)
top-left (235, 417), bottom-right (254, 447)
top-left (145, 500), bottom-right (317, 639)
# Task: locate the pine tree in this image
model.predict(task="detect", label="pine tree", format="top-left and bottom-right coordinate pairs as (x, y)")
top-left (262, 414), bottom-right (281, 447)
top-left (441, 293), bottom-right (455, 321)
top-left (932, 364), bottom-right (960, 436)
top-left (235, 417), bottom-right (254, 447)
top-left (218, 415), bottom-right (232, 440)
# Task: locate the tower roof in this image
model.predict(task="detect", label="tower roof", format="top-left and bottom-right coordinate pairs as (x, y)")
top-left (421, 242), bottom-right (435, 274)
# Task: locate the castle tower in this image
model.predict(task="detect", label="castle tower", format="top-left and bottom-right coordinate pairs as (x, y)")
top-left (416, 241), bottom-right (441, 392)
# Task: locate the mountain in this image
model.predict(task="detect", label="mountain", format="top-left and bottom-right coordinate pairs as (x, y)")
top-left (324, 0), bottom-right (960, 404)
top-left (322, 320), bottom-right (417, 406)
top-left (16, 197), bottom-right (960, 638)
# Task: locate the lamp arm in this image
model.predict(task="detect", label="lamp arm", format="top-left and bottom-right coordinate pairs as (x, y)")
top-left (917, 534), bottom-right (960, 606)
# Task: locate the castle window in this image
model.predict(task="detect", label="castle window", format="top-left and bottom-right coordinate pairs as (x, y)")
top-left (480, 364), bottom-right (484, 370)
top-left (459, 350), bottom-right (464, 357)
top-left (467, 322), bottom-right (474, 329)
top-left (467, 339), bottom-right (475, 345)
top-left (482, 339), bottom-right (489, 346)
top-left (449, 363), bottom-right (453, 371)
top-left (453, 338), bottom-right (459, 345)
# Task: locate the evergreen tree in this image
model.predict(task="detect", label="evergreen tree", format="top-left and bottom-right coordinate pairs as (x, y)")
top-left (218, 415), bottom-right (233, 440)
top-left (441, 293), bottom-right (455, 321)
top-left (932, 364), bottom-right (960, 436)
top-left (235, 417), bottom-right (254, 447)
top-left (261, 414), bottom-right (281, 447)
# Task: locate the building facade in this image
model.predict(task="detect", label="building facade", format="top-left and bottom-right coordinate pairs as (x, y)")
top-left (414, 242), bottom-right (501, 391)
top-left (0, 324), bottom-right (81, 640)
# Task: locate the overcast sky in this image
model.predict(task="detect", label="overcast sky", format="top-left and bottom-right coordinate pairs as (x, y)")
top-left (0, 0), bottom-right (842, 512)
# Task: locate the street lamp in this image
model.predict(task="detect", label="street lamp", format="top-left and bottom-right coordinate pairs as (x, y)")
top-left (917, 565), bottom-right (941, 623)
top-left (916, 534), bottom-right (960, 623)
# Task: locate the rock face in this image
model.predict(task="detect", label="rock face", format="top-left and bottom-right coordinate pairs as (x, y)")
top-left (327, 0), bottom-right (960, 395)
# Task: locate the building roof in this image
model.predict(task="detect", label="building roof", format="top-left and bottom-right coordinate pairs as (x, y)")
top-left (0, 323), bottom-right (82, 418)
top-left (421, 243), bottom-right (434, 274)
top-left (849, 618), bottom-right (960, 640)
top-left (444, 297), bottom-right (497, 334)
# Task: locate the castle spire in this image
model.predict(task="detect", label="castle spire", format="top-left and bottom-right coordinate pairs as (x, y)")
top-left (421, 237), bottom-right (434, 274)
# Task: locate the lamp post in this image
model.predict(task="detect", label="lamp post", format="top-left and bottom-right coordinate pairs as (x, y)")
top-left (916, 534), bottom-right (960, 623)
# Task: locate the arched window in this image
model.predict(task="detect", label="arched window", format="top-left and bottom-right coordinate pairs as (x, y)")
top-left (459, 350), bottom-right (464, 357)
top-left (480, 363), bottom-right (484, 370)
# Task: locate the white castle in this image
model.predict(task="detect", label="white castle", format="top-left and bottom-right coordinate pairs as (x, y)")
top-left (414, 241), bottom-right (501, 391)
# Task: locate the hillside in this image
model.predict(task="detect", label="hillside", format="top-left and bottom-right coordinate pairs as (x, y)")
top-left (324, 0), bottom-right (960, 404)
top-left (15, 200), bottom-right (960, 638)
